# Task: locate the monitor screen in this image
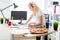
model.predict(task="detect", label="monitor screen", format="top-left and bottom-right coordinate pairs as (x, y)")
top-left (11, 11), bottom-right (27, 20)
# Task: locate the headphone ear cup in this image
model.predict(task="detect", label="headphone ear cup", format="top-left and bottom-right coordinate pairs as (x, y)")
top-left (30, 3), bottom-right (34, 8)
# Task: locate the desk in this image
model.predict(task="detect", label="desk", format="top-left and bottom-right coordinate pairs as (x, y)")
top-left (10, 27), bottom-right (57, 40)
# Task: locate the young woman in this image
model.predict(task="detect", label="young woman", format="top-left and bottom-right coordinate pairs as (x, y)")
top-left (26, 2), bottom-right (45, 27)
top-left (25, 2), bottom-right (45, 40)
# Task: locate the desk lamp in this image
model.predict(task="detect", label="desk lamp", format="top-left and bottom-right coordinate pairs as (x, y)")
top-left (0, 3), bottom-right (18, 23)
top-left (0, 3), bottom-right (18, 19)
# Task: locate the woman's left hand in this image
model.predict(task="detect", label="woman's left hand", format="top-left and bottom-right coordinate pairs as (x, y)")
top-left (28, 23), bottom-right (36, 27)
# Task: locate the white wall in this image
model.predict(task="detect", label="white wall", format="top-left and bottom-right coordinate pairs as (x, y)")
top-left (0, 0), bottom-right (11, 18)
top-left (0, 24), bottom-right (10, 40)
top-left (44, 0), bottom-right (60, 14)
top-left (0, 0), bottom-right (11, 40)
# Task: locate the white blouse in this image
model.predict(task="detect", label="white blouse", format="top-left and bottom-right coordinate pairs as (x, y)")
top-left (33, 10), bottom-right (45, 26)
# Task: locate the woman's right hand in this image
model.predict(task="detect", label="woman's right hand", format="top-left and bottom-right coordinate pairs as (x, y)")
top-left (25, 21), bottom-right (28, 24)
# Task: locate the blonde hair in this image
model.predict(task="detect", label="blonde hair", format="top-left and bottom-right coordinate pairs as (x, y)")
top-left (28, 2), bottom-right (39, 13)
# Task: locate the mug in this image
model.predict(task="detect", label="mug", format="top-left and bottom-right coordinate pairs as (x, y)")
top-left (8, 21), bottom-right (11, 26)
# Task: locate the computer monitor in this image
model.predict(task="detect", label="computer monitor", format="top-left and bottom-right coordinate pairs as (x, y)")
top-left (11, 11), bottom-right (27, 20)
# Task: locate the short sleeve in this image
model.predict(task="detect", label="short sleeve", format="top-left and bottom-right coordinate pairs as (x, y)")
top-left (37, 10), bottom-right (44, 16)
top-left (36, 10), bottom-right (45, 26)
